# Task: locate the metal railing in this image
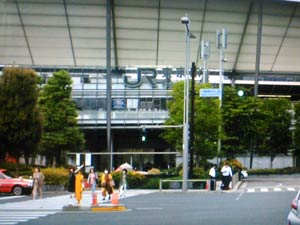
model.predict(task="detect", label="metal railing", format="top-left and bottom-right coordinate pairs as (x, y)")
top-left (159, 173), bottom-right (240, 191)
top-left (159, 179), bottom-right (209, 191)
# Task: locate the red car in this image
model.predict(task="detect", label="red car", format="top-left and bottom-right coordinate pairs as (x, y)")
top-left (0, 169), bottom-right (33, 195)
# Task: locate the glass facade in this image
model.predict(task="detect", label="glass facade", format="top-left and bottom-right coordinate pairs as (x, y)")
top-left (68, 71), bottom-right (173, 127)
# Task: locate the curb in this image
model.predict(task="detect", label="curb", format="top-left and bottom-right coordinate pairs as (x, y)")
top-left (62, 204), bottom-right (127, 212)
top-left (91, 204), bottom-right (127, 212)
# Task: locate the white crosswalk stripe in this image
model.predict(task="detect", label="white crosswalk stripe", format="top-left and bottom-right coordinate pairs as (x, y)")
top-left (260, 188), bottom-right (269, 192)
top-left (287, 187), bottom-right (296, 191)
top-left (245, 187), bottom-right (299, 193)
top-left (0, 211), bottom-right (57, 225)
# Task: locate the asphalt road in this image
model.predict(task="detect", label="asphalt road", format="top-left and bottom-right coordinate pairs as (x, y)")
top-left (243, 174), bottom-right (300, 188)
top-left (14, 190), bottom-right (295, 225)
top-left (1, 175), bottom-right (299, 225)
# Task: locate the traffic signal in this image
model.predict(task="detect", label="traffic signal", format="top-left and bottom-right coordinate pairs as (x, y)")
top-left (141, 128), bottom-right (147, 142)
top-left (237, 90), bottom-right (244, 97)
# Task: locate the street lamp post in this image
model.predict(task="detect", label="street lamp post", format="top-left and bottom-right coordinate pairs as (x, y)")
top-left (181, 14), bottom-right (195, 191)
top-left (216, 28), bottom-right (227, 163)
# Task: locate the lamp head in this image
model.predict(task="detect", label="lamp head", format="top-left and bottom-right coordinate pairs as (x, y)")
top-left (181, 16), bottom-right (189, 24)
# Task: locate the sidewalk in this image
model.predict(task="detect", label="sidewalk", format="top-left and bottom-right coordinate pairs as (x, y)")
top-left (0, 190), bottom-right (156, 211)
top-left (0, 182), bottom-right (242, 212)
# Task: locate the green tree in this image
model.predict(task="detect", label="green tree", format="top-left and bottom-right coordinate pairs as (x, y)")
top-left (39, 70), bottom-right (85, 166)
top-left (0, 67), bottom-right (42, 173)
top-left (161, 82), bottom-right (221, 175)
top-left (194, 84), bottom-right (221, 163)
top-left (258, 98), bottom-right (292, 167)
top-left (223, 87), bottom-right (292, 168)
top-left (222, 87), bottom-right (267, 167)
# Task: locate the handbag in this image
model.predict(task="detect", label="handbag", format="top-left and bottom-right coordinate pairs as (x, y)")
top-left (109, 180), bottom-right (115, 187)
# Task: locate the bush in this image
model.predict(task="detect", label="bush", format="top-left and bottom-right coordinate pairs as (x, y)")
top-left (178, 166), bottom-right (208, 179)
top-left (161, 167), bottom-right (179, 176)
top-left (193, 167), bottom-right (207, 179)
top-left (111, 171), bottom-right (146, 189)
top-left (248, 167), bottom-right (300, 175)
top-left (147, 168), bottom-right (161, 175)
top-left (0, 162), bottom-right (33, 177)
top-left (140, 176), bottom-right (160, 189)
top-left (221, 159), bottom-right (244, 173)
top-left (40, 167), bottom-right (69, 186)
top-left (127, 171), bottom-right (146, 188)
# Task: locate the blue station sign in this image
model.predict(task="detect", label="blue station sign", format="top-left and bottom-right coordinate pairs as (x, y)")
top-left (200, 88), bottom-right (221, 97)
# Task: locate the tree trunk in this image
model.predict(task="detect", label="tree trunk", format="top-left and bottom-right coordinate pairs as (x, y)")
top-left (270, 154), bottom-right (275, 169)
top-left (15, 155), bottom-right (20, 177)
top-left (249, 137), bottom-right (254, 169)
top-left (24, 154), bottom-right (29, 165)
top-left (0, 151), bottom-right (5, 163)
top-left (55, 149), bottom-right (62, 167)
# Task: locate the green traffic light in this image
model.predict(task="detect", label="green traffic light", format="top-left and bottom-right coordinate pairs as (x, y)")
top-left (141, 128), bottom-right (147, 141)
top-left (238, 90), bottom-right (244, 97)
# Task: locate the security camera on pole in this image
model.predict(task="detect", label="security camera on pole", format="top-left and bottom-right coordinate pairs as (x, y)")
top-left (216, 28), bottom-right (227, 161)
top-left (201, 41), bottom-right (210, 83)
top-left (181, 14), bottom-right (196, 192)
top-left (216, 28), bottom-right (227, 105)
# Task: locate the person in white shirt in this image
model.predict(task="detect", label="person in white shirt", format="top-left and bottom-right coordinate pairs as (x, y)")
top-left (221, 162), bottom-right (232, 190)
top-left (209, 165), bottom-right (216, 191)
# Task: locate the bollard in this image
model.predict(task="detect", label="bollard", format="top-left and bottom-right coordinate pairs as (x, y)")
top-left (205, 181), bottom-right (209, 190)
top-left (92, 193), bottom-right (97, 206)
top-left (111, 192), bottom-right (119, 205)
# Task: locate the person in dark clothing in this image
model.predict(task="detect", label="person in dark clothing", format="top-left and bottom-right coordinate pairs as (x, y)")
top-left (209, 165), bottom-right (216, 191)
top-left (68, 168), bottom-right (76, 198)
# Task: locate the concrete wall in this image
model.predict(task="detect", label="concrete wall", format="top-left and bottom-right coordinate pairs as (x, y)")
top-left (236, 155), bottom-right (293, 169)
top-left (209, 155), bottom-right (294, 169)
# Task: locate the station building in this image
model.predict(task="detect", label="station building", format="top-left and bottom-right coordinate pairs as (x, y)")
top-left (1, 0), bottom-right (300, 170)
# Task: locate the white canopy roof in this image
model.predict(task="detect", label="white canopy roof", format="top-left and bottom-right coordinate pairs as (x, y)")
top-left (0, 0), bottom-right (299, 73)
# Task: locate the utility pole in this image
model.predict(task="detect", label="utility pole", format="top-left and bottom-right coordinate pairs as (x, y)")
top-left (189, 62), bottom-right (196, 178)
top-left (181, 14), bottom-right (196, 191)
top-left (216, 28), bottom-right (227, 164)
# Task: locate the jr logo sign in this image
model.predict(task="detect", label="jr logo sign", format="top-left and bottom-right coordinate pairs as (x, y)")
top-left (124, 68), bottom-right (157, 88)
top-left (123, 67), bottom-right (201, 89)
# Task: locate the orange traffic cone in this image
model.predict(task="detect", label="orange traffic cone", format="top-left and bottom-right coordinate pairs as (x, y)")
top-left (111, 192), bottom-right (119, 205)
top-left (92, 193), bottom-right (97, 206)
top-left (205, 181), bottom-right (209, 190)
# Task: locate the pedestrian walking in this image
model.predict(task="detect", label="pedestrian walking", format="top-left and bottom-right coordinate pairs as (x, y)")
top-left (32, 167), bottom-right (45, 199)
top-left (209, 165), bottom-right (216, 191)
top-left (87, 168), bottom-right (97, 195)
top-left (68, 167), bottom-right (76, 198)
top-left (221, 162), bottom-right (232, 190)
top-left (119, 169), bottom-right (128, 197)
top-left (101, 169), bottom-right (114, 200)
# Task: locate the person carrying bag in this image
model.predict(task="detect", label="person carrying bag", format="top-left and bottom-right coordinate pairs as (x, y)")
top-left (101, 169), bottom-right (114, 200)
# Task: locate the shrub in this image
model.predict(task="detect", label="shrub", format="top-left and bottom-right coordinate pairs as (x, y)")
top-left (110, 171), bottom-right (146, 189)
top-left (41, 167), bottom-right (69, 186)
top-left (127, 171), bottom-right (146, 188)
top-left (0, 162), bottom-right (32, 177)
top-left (147, 168), bottom-right (161, 175)
top-left (140, 176), bottom-right (160, 189)
top-left (221, 159), bottom-right (244, 173)
top-left (193, 167), bottom-right (207, 178)
top-left (248, 167), bottom-right (300, 175)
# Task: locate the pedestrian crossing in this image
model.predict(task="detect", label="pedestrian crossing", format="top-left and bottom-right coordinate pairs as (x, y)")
top-left (246, 186), bottom-right (299, 193)
top-left (0, 211), bottom-right (57, 225)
